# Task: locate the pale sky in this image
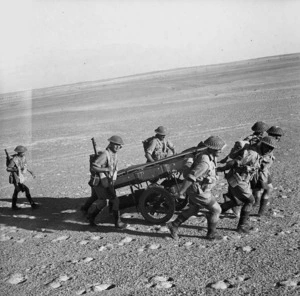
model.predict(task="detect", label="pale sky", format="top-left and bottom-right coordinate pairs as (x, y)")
top-left (1, 0), bottom-right (300, 94)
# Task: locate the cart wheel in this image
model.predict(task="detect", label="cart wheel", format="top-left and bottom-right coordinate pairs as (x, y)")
top-left (139, 187), bottom-right (175, 224)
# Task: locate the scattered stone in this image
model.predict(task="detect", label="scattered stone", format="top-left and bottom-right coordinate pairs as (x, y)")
top-left (82, 257), bottom-right (94, 263)
top-left (276, 279), bottom-right (298, 287)
top-left (0, 235), bottom-right (12, 242)
top-left (52, 235), bottom-right (69, 242)
top-left (159, 226), bottom-right (169, 233)
top-left (106, 244), bottom-right (114, 250)
top-left (7, 273), bottom-right (27, 285)
top-left (98, 246), bottom-right (106, 252)
top-left (90, 235), bottom-right (101, 240)
top-left (151, 276), bottom-right (169, 283)
top-left (75, 288), bottom-right (86, 295)
top-left (79, 240), bottom-right (89, 245)
top-left (61, 209), bottom-right (77, 213)
top-left (184, 241), bottom-right (193, 247)
top-left (242, 246), bottom-right (253, 252)
top-left (210, 280), bottom-right (227, 290)
top-left (119, 236), bottom-right (133, 244)
top-left (279, 195), bottom-right (288, 199)
top-left (156, 281), bottom-right (173, 289)
top-left (147, 243), bottom-right (160, 250)
top-left (137, 247), bottom-right (145, 253)
top-left (59, 275), bottom-right (71, 282)
top-left (49, 281), bottom-right (61, 289)
top-left (34, 234), bottom-right (45, 239)
top-left (126, 226), bottom-right (137, 231)
top-left (272, 212), bottom-right (284, 218)
top-left (93, 284), bottom-right (114, 291)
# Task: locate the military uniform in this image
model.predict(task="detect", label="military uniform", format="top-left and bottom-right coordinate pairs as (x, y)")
top-left (220, 148), bottom-right (260, 233)
top-left (7, 147), bottom-right (37, 209)
top-left (146, 137), bottom-right (175, 161)
top-left (167, 136), bottom-right (226, 240)
top-left (250, 137), bottom-right (276, 216)
top-left (85, 135), bottom-right (127, 229)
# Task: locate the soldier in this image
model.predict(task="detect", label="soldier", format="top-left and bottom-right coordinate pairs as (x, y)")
top-left (167, 136), bottom-right (226, 240)
top-left (251, 136), bottom-right (277, 216)
top-left (6, 145), bottom-right (38, 210)
top-left (144, 126), bottom-right (176, 163)
top-left (267, 126), bottom-right (284, 142)
top-left (217, 142), bottom-right (261, 234)
top-left (86, 136), bottom-right (128, 229)
top-left (244, 121), bottom-right (269, 147)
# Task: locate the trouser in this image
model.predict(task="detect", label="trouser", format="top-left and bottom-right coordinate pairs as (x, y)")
top-left (12, 183), bottom-right (34, 207)
top-left (181, 193), bottom-right (221, 225)
top-left (81, 187), bottom-right (98, 212)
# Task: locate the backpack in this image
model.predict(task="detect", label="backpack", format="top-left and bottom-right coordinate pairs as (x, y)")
top-left (142, 136), bottom-right (156, 153)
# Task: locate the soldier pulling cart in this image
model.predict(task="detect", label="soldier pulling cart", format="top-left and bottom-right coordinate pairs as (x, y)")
top-left (90, 140), bottom-right (205, 224)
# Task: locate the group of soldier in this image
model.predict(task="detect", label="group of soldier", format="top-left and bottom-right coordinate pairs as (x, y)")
top-left (6, 122), bottom-right (284, 241)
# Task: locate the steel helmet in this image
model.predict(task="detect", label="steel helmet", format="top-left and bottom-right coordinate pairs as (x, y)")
top-left (155, 126), bottom-right (167, 136)
top-left (14, 145), bottom-right (27, 153)
top-left (107, 135), bottom-right (124, 145)
top-left (203, 136), bottom-right (226, 150)
top-left (267, 126), bottom-right (284, 137)
top-left (260, 136), bottom-right (277, 149)
top-left (251, 121), bottom-right (269, 133)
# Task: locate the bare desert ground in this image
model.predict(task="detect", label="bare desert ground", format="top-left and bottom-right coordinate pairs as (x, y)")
top-left (0, 53), bottom-right (300, 295)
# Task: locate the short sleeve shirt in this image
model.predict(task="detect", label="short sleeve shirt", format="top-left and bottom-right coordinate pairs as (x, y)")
top-left (146, 137), bottom-right (174, 161)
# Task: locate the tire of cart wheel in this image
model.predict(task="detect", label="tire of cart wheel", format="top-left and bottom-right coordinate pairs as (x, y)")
top-left (138, 187), bottom-right (175, 224)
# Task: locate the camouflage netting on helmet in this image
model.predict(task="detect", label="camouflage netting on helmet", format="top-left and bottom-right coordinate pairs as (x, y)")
top-left (251, 121), bottom-right (269, 133)
top-left (267, 126), bottom-right (284, 136)
top-left (261, 136), bottom-right (277, 148)
top-left (203, 136), bottom-right (226, 150)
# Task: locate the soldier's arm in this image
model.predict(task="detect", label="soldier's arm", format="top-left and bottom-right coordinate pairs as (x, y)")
top-left (179, 160), bottom-right (209, 196)
top-left (91, 153), bottom-right (111, 174)
top-left (145, 139), bottom-right (156, 162)
top-left (167, 140), bottom-right (176, 155)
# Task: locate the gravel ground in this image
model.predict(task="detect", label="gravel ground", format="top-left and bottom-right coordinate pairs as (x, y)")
top-left (1, 53), bottom-right (300, 295)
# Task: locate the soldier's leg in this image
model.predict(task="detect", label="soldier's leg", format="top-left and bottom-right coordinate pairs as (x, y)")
top-left (221, 187), bottom-right (239, 214)
top-left (87, 186), bottom-right (108, 226)
top-left (111, 196), bottom-right (128, 229)
top-left (167, 202), bottom-right (199, 240)
top-left (253, 189), bottom-right (262, 207)
top-left (23, 184), bottom-right (38, 208)
top-left (12, 185), bottom-right (21, 210)
top-left (258, 184), bottom-right (273, 216)
top-left (81, 186), bottom-right (98, 214)
top-left (205, 201), bottom-right (222, 240)
top-left (237, 194), bottom-right (255, 234)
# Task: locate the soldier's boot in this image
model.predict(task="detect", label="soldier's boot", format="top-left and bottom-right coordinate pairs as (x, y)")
top-left (258, 198), bottom-right (270, 217)
top-left (80, 193), bottom-right (97, 215)
top-left (11, 193), bottom-right (20, 210)
top-left (206, 220), bottom-right (222, 240)
top-left (221, 200), bottom-right (237, 214)
top-left (87, 207), bottom-right (101, 227)
top-left (112, 211), bottom-right (128, 229)
top-left (166, 215), bottom-right (188, 240)
top-left (26, 194), bottom-right (38, 209)
top-left (237, 211), bottom-right (251, 234)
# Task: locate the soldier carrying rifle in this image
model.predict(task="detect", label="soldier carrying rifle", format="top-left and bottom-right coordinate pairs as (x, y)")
top-left (6, 145), bottom-right (38, 210)
top-left (83, 136), bottom-right (128, 229)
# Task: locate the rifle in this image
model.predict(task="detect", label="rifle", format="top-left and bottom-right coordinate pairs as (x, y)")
top-left (91, 138), bottom-right (117, 198)
top-left (5, 149), bottom-right (11, 167)
top-left (91, 137), bottom-right (98, 155)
